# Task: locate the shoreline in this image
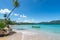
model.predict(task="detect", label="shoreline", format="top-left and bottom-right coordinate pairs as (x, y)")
top-left (12, 29), bottom-right (60, 40)
top-left (0, 29), bottom-right (60, 40)
top-left (13, 29), bottom-right (60, 35)
top-left (14, 30), bottom-right (60, 40)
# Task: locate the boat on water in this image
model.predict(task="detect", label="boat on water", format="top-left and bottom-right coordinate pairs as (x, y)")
top-left (32, 26), bottom-right (40, 28)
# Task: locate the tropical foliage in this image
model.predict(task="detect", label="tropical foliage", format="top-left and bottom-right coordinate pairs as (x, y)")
top-left (3, 0), bottom-right (19, 26)
top-left (0, 22), bottom-right (6, 29)
top-left (0, 0), bottom-right (20, 29)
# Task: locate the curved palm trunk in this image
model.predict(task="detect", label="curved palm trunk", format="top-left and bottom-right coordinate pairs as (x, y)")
top-left (7, 7), bottom-right (16, 18)
top-left (6, 7), bottom-right (16, 28)
top-left (6, 0), bottom-right (19, 27)
top-left (1, 0), bottom-right (19, 35)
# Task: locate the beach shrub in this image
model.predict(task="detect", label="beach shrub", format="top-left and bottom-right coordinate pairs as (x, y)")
top-left (0, 22), bottom-right (6, 29)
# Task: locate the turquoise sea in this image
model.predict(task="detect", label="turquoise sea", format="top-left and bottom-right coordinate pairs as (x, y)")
top-left (11, 24), bottom-right (60, 34)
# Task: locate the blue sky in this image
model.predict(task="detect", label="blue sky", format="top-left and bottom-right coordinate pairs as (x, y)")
top-left (0, 0), bottom-right (60, 22)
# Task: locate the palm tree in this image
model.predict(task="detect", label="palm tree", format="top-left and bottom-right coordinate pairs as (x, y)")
top-left (7, 0), bottom-right (19, 27)
top-left (7, 0), bottom-right (19, 18)
top-left (5, 0), bottom-right (19, 30)
top-left (0, 0), bottom-right (20, 35)
top-left (6, 0), bottom-right (19, 33)
top-left (7, 0), bottom-right (19, 26)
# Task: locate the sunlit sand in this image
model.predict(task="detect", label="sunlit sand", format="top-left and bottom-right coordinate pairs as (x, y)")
top-left (0, 30), bottom-right (60, 40)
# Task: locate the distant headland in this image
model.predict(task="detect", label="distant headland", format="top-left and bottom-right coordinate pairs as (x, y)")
top-left (0, 19), bottom-right (60, 25)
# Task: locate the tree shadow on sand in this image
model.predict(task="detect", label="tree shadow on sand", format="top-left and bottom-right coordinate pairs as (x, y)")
top-left (0, 31), bottom-right (16, 37)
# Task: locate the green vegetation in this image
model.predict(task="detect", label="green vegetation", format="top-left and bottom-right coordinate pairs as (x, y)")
top-left (39, 20), bottom-right (60, 24)
top-left (0, 22), bottom-right (6, 29)
top-left (0, 0), bottom-right (20, 36)
top-left (0, 19), bottom-right (60, 26)
top-left (0, 0), bottom-right (20, 29)
top-left (6, 0), bottom-right (20, 26)
top-left (0, 19), bottom-right (15, 25)
top-left (2, 0), bottom-right (20, 28)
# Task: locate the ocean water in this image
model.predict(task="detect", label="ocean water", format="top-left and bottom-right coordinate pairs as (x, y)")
top-left (11, 24), bottom-right (60, 34)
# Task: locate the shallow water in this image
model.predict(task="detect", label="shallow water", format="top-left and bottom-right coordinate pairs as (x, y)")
top-left (11, 24), bottom-right (60, 34)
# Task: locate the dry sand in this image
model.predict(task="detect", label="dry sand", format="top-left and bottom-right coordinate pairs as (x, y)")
top-left (0, 36), bottom-right (9, 40)
top-left (0, 32), bottom-right (22, 40)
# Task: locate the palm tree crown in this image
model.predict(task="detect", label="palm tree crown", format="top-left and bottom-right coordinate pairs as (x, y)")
top-left (13, 0), bottom-right (19, 7)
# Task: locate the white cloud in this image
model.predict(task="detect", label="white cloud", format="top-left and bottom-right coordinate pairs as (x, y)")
top-left (14, 14), bottom-right (19, 16)
top-left (23, 19), bottom-right (34, 23)
top-left (0, 9), bottom-right (11, 14)
top-left (10, 13), bottom-right (19, 16)
top-left (16, 18), bottom-right (35, 23)
top-left (20, 14), bottom-right (27, 18)
top-left (11, 13), bottom-right (27, 18)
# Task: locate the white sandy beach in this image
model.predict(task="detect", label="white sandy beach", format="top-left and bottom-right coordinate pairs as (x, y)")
top-left (21, 30), bottom-right (60, 40)
top-left (12, 30), bottom-right (60, 40)
top-left (0, 30), bottom-right (60, 40)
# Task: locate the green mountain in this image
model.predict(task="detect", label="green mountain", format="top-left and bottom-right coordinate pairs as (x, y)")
top-left (39, 20), bottom-right (60, 24)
